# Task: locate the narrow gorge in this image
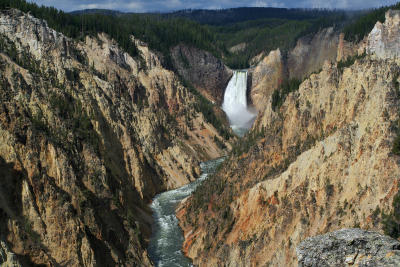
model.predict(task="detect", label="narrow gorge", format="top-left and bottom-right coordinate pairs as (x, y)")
top-left (148, 69), bottom-right (255, 266)
top-left (1, 1), bottom-right (400, 267)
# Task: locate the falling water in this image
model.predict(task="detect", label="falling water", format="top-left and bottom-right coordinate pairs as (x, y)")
top-left (222, 70), bottom-right (256, 136)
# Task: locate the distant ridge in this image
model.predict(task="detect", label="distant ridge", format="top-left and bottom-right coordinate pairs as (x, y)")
top-left (69, 9), bottom-right (124, 16)
top-left (68, 7), bottom-right (349, 26)
top-left (164, 7), bottom-right (348, 25)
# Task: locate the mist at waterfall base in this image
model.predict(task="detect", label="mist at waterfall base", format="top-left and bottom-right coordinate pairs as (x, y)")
top-left (222, 70), bottom-right (257, 136)
top-left (148, 158), bottom-right (225, 267)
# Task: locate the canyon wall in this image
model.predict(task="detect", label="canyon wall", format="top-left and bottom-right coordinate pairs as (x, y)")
top-left (249, 27), bottom-right (359, 112)
top-left (0, 9), bottom-right (232, 266)
top-left (179, 10), bottom-right (400, 267)
top-left (287, 27), bottom-right (339, 80)
top-left (171, 44), bottom-right (233, 104)
top-left (248, 49), bottom-right (284, 111)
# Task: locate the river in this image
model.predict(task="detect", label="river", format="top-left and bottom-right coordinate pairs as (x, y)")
top-left (148, 69), bottom-right (254, 266)
top-left (148, 158), bottom-right (225, 267)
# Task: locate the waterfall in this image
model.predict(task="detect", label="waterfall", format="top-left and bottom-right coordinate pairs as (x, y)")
top-left (222, 70), bottom-right (256, 135)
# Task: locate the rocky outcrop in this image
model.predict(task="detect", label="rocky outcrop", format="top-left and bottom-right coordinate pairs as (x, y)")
top-left (297, 229), bottom-right (400, 267)
top-left (248, 49), bottom-right (284, 111)
top-left (0, 9), bottom-right (232, 266)
top-left (337, 33), bottom-right (359, 62)
top-left (367, 9), bottom-right (400, 59)
top-left (0, 241), bottom-right (21, 266)
top-left (229, 43), bottom-right (247, 53)
top-left (171, 44), bottom-right (232, 104)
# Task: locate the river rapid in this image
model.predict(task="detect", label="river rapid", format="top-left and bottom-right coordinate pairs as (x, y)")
top-left (148, 158), bottom-right (225, 267)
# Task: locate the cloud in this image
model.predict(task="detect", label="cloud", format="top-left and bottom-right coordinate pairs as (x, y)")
top-left (31, 0), bottom-right (400, 12)
top-left (307, 0), bottom-right (396, 9)
top-left (251, 1), bottom-right (286, 8)
top-left (76, 1), bottom-right (143, 11)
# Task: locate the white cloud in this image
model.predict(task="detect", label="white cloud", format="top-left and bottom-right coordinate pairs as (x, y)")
top-left (251, 1), bottom-right (286, 8)
top-left (76, 1), bottom-right (144, 11)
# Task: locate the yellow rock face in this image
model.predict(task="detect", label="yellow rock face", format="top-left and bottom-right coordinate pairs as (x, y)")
top-left (179, 54), bottom-right (400, 266)
top-left (249, 49), bottom-right (284, 111)
top-left (249, 27), bottom-right (344, 114)
top-left (0, 9), bottom-right (232, 266)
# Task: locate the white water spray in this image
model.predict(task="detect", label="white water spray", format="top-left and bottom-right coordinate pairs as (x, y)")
top-left (222, 70), bottom-right (256, 135)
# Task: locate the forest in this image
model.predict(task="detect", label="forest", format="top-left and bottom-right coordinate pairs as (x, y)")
top-left (212, 13), bottom-right (347, 68)
top-left (0, 0), bottom-right (225, 68)
top-left (166, 7), bottom-right (349, 26)
top-left (1, 0), bottom-right (399, 69)
top-left (344, 2), bottom-right (400, 42)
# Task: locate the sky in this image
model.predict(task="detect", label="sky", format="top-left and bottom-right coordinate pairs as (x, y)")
top-left (30, 0), bottom-right (400, 13)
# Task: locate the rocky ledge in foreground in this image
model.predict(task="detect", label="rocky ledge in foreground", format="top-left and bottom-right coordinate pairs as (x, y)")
top-left (296, 228), bottom-right (400, 267)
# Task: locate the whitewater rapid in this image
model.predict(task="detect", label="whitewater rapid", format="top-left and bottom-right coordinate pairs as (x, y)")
top-left (222, 70), bottom-right (256, 136)
top-left (148, 158), bottom-right (225, 267)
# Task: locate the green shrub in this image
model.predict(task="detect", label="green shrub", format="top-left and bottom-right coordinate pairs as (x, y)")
top-left (214, 135), bottom-right (227, 150)
top-left (337, 52), bottom-right (366, 73)
top-left (0, 35), bottom-right (41, 74)
top-left (391, 72), bottom-right (400, 156)
top-left (382, 188), bottom-right (400, 239)
top-left (31, 112), bottom-right (48, 133)
top-left (180, 78), bottom-right (232, 140)
top-left (393, 134), bottom-right (400, 155)
top-left (325, 179), bottom-right (334, 198)
top-left (48, 92), bottom-right (101, 151)
top-left (231, 127), bottom-right (265, 156)
top-left (271, 78), bottom-right (301, 112)
top-left (21, 218), bottom-right (42, 245)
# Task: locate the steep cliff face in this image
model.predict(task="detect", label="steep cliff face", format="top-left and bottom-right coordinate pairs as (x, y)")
top-left (178, 10), bottom-right (400, 267)
top-left (367, 10), bottom-right (400, 59)
top-left (336, 33), bottom-right (360, 62)
top-left (288, 27), bottom-right (339, 80)
top-left (170, 44), bottom-right (232, 104)
top-left (249, 27), bottom-right (342, 112)
top-left (0, 9), bottom-right (231, 266)
top-left (248, 49), bottom-right (284, 111)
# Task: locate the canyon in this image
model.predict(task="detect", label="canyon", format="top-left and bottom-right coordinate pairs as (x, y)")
top-left (0, 8), bottom-right (232, 266)
top-left (0, 3), bottom-right (399, 267)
